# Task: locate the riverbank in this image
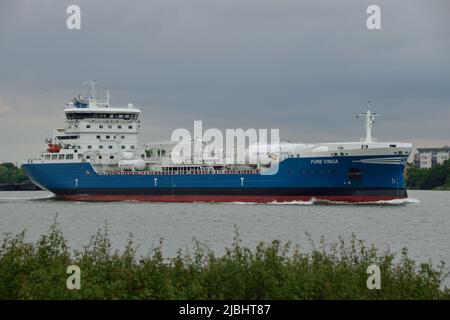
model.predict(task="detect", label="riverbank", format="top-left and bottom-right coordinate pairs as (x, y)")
top-left (406, 160), bottom-right (450, 190)
top-left (0, 163), bottom-right (40, 191)
top-left (0, 181), bottom-right (40, 191)
top-left (0, 223), bottom-right (448, 300)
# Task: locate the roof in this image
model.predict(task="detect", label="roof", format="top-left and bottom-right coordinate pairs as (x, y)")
top-left (64, 106), bottom-right (140, 113)
top-left (417, 147), bottom-right (450, 153)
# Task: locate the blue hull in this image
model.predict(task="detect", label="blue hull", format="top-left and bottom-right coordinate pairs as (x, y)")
top-left (23, 155), bottom-right (408, 202)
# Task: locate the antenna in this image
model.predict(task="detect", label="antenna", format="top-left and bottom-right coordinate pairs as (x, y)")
top-left (356, 101), bottom-right (378, 143)
top-left (83, 80), bottom-right (101, 106)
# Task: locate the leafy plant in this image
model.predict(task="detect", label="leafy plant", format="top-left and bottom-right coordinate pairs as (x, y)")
top-left (0, 222), bottom-right (448, 300)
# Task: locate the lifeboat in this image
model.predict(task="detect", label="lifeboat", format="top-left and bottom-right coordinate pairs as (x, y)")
top-left (47, 144), bottom-right (61, 153)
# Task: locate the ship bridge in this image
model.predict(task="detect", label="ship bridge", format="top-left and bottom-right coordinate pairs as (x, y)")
top-left (35, 81), bottom-right (144, 166)
top-left (64, 107), bottom-right (140, 121)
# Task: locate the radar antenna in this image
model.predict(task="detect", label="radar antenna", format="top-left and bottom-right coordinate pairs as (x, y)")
top-left (355, 101), bottom-right (378, 143)
top-left (83, 80), bottom-right (101, 106)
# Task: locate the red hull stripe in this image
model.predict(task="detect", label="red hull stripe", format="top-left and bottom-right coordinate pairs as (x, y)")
top-left (60, 194), bottom-right (405, 203)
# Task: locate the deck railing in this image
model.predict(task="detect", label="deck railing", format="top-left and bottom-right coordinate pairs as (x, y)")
top-left (97, 169), bottom-right (261, 176)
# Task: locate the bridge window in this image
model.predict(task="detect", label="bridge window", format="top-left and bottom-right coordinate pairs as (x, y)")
top-left (108, 145), bottom-right (113, 149)
top-left (66, 154), bottom-right (74, 160)
top-left (86, 125), bottom-right (91, 129)
top-left (66, 113), bottom-right (139, 120)
top-left (59, 154), bottom-right (65, 160)
top-left (56, 135), bottom-right (78, 140)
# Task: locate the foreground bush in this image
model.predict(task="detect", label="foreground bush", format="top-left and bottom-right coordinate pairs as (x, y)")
top-left (0, 222), bottom-right (448, 299)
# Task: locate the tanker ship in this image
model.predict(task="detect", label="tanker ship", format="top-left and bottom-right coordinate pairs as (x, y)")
top-left (23, 82), bottom-right (412, 203)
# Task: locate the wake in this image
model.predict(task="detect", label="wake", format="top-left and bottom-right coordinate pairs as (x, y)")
top-left (0, 194), bottom-right (54, 202)
top-left (227, 198), bottom-right (420, 206)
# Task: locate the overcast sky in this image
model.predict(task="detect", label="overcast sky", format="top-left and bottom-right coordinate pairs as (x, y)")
top-left (0, 0), bottom-right (449, 162)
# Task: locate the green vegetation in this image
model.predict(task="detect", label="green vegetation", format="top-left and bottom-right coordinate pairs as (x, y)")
top-left (406, 160), bottom-right (450, 190)
top-left (0, 222), bottom-right (448, 300)
top-left (0, 162), bottom-right (28, 184)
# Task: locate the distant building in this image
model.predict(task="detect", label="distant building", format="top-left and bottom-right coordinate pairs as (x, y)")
top-left (414, 146), bottom-right (450, 168)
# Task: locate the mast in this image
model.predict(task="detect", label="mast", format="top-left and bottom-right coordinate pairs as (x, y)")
top-left (356, 102), bottom-right (378, 143)
top-left (83, 80), bottom-right (101, 106)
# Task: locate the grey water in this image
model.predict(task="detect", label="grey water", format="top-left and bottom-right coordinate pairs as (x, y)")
top-left (0, 190), bottom-right (449, 271)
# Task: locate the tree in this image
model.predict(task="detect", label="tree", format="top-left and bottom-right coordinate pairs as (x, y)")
top-left (406, 160), bottom-right (450, 190)
top-left (0, 166), bottom-right (8, 183)
top-left (0, 163), bottom-right (28, 184)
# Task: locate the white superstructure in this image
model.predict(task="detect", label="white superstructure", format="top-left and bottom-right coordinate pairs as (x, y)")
top-left (40, 81), bottom-right (142, 166)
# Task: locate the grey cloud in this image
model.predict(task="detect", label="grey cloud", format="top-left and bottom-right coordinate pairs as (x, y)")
top-left (0, 98), bottom-right (12, 116)
top-left (0, 0), bottom-right (449, 161)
